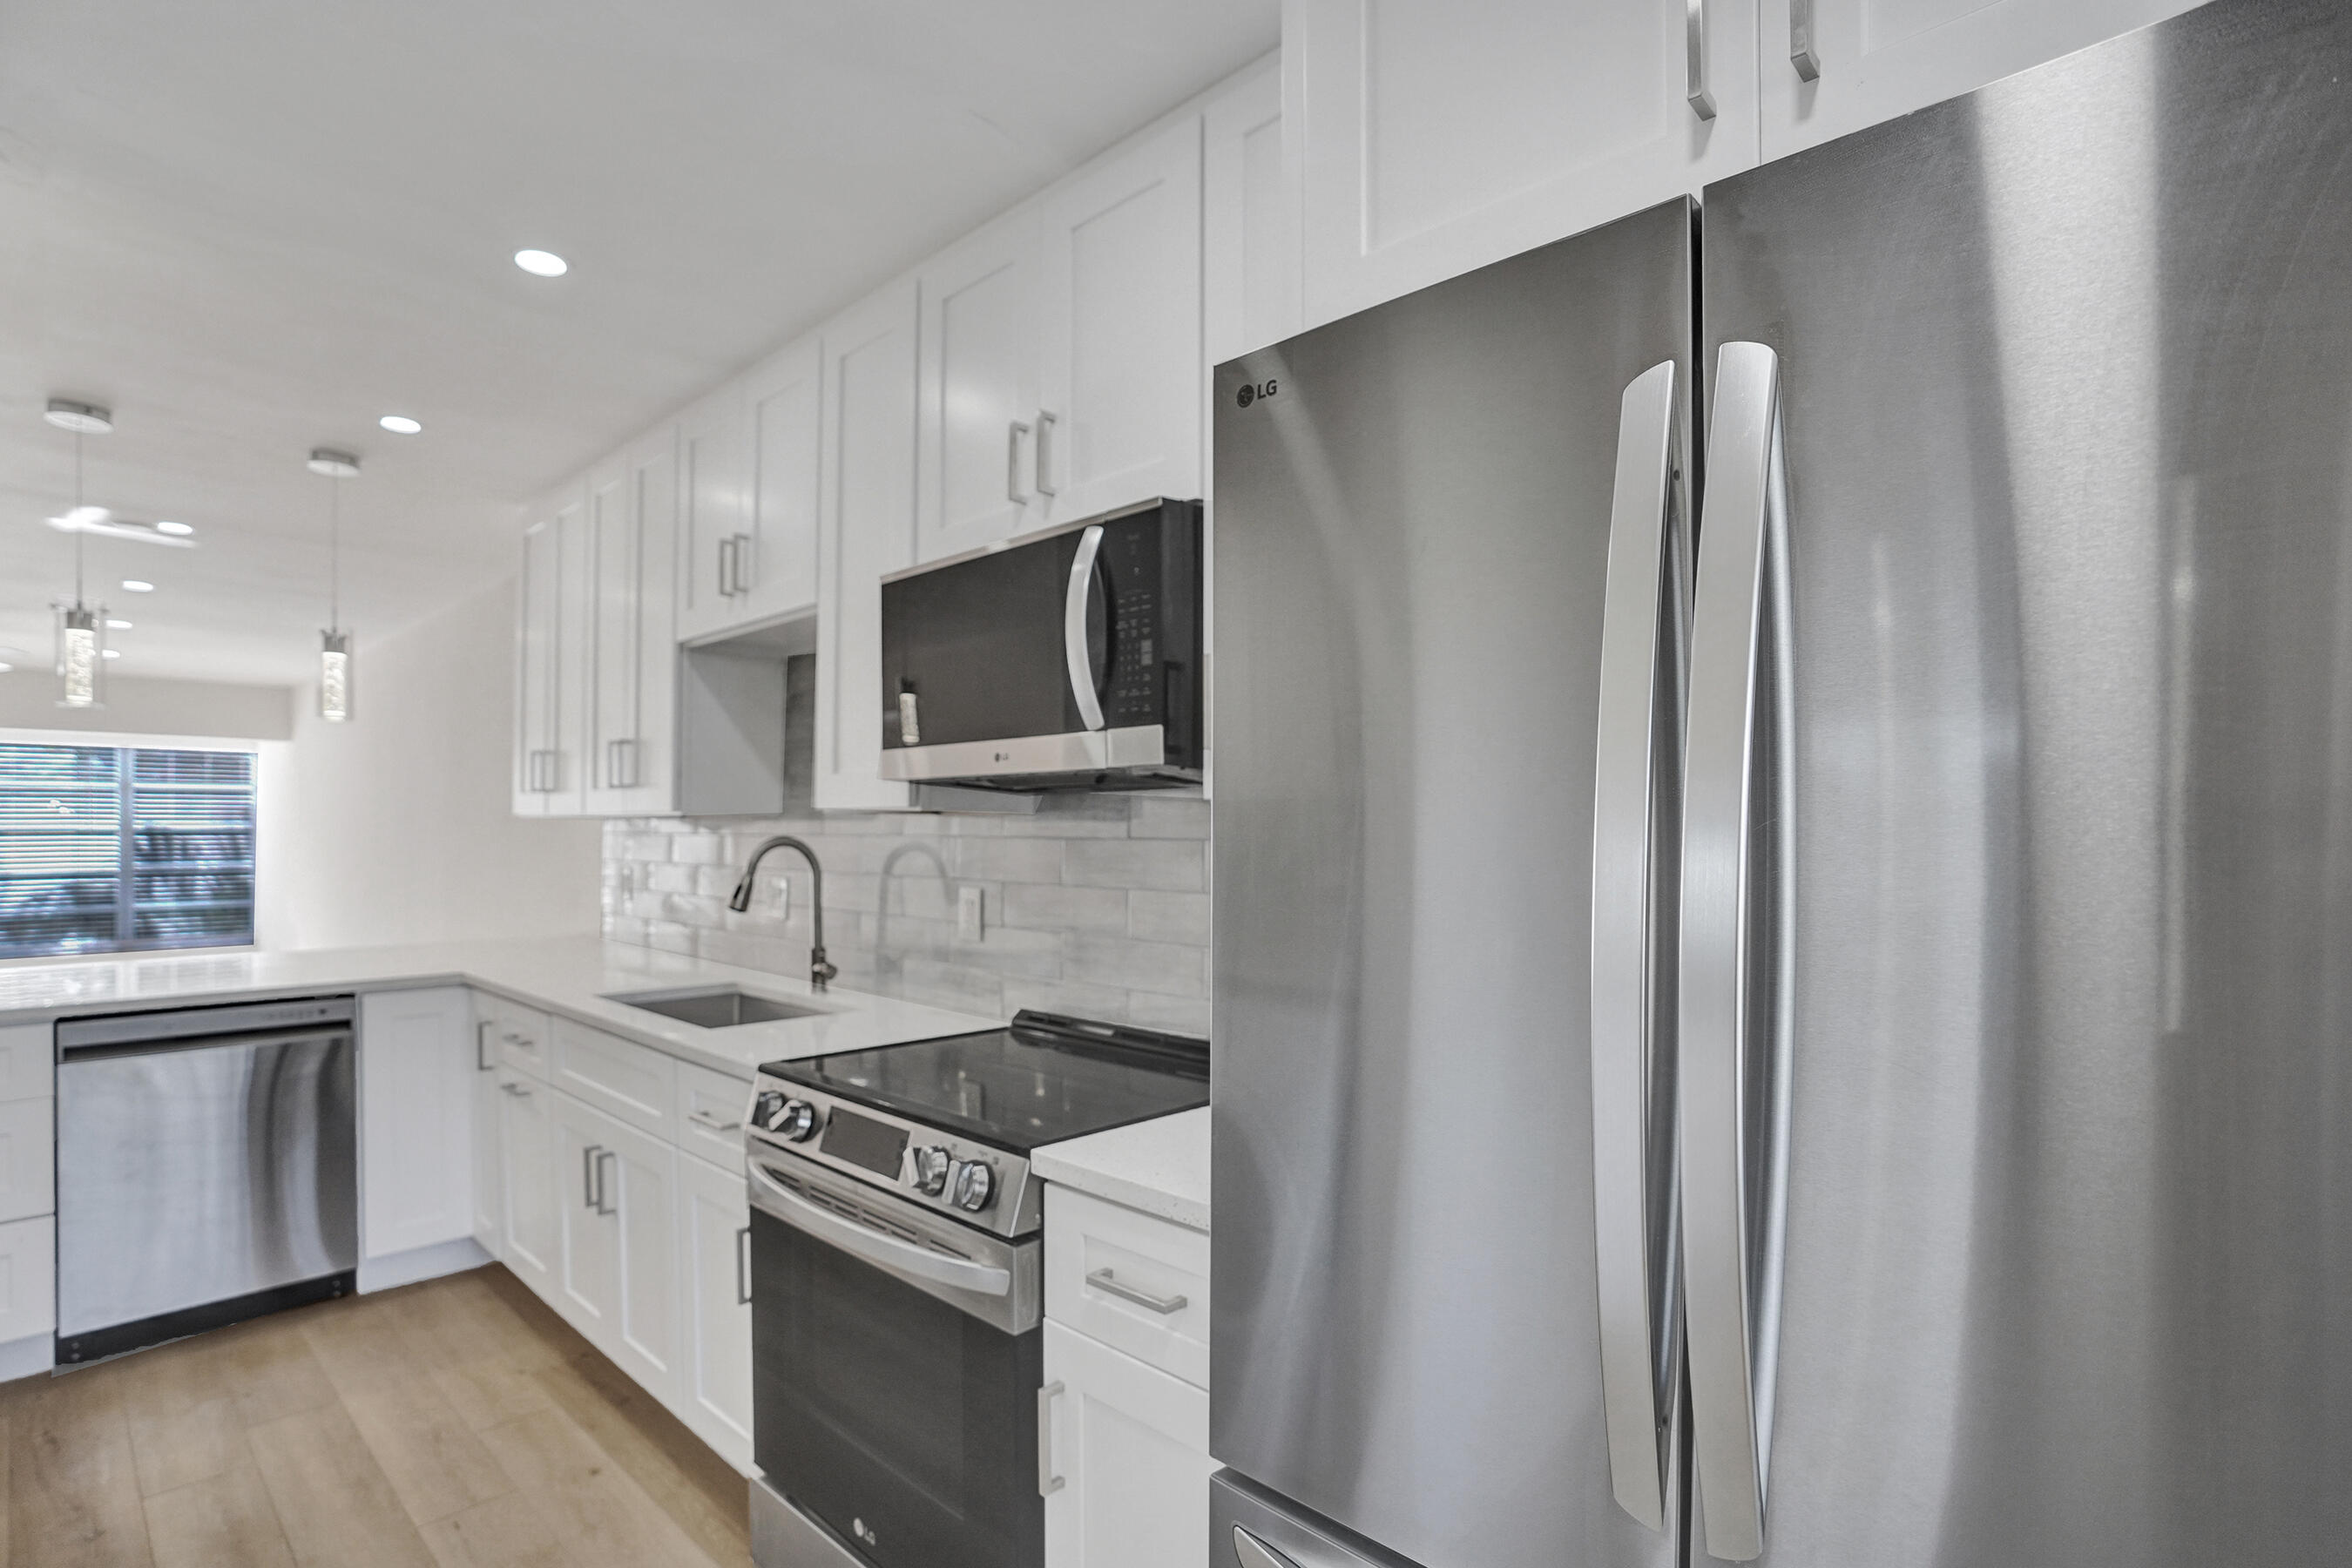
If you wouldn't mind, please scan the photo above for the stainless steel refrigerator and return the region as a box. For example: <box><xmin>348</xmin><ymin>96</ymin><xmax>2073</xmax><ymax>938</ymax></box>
<box><xmin>1208</xmin><ymin>0</ymin><xmax>2352</xmax><ymax>1564</ymax></box>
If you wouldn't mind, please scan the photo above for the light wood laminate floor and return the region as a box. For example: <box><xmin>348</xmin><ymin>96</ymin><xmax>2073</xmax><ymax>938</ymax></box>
<box><xmin>0</xmin><ymin>1266</ymin><xmax>753</xmax><ymax>1568</ymax></box>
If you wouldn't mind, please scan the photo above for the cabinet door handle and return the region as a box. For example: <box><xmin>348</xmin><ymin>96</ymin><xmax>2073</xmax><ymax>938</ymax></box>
<box><xmin>1007</xmin><ymin>421</ymin><xmax>1032</xmax><ymax>504</ymax></box>
<box><xmin>1034</xmin><ymin>409</ymin><xmax>1059</xmax><ymax>497</ymax></box>
<box><xmin>595</xmin><ymin>1150</ymin><xmax>618</xmax><ymax>1216</ymax></box>
<box><xmin>1085</xmin><ymin>1267</ymin><xmax>1187</xmax><ymax>1315</ymax></box>
<box><xmin>1037</xmin><ymin>1381</ymin><xmax>1066</xmax><ymax>1496</ymax></box>
<box><xmin>583</xmin><ymin>1144</ymin><xmax>605</xmax><ymax>1210</ymax></box>
<box><xmin>689</xmin><ymin>1109</ymin><xmax>743</xmax><ymax>1132</ymax></box>
<box><xmin>733</xmin><ymin>533</ymin><xmax>755</xmax><ymax>594</ymax></box>
<box><xmin>735</xmin><ymin>1225</ymin><xmax>753</xmax><ymax>1305</ymax></box>
<box><xmin>605</xmin><ymin>737</ymin><xmax>639</xmax><ymax>790</ymax></box>
<box><xmin>500</xmin><ymin>1081</ymin><xmax>531</xmax><ymax>1098</ymax></box>
<box><xmin>1790</xmin><ymin>0</ymin><xmax>1821</xmax><ymax>81</ymax></box>
<box><xmin>717</xmin><ymin>535</ymin><xmax>737</xmax><ymax>598</ymax></box>
<box><xmin>1686</xmin><ymin>0</ymin><xmax>1718</xmax><ymax>120</ymax></box>
<box><xmin>476</xmin><ymin>1019</ymin><xmax>495</xmax><ymax>1072</ymax></box>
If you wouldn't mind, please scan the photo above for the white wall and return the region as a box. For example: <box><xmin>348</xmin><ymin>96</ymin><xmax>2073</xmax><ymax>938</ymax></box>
<box><xmin>0</xmin><ymin>672</ymin><xmax>292</xmax><ymax>740</ymax></box>
<box><xmin>257</xmin><ymin>579</ymin><xmax>602</xmax><ymax>950</ymax></box>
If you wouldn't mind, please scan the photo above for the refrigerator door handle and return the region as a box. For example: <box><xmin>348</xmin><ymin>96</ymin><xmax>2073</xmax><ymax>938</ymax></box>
<box><xmin>1588</xmin><ymin>358</ymin><xmax>1688</xmax><ymax>1533</ymax></box>
<box><xmin>1064</xmin><ymin>523</ymin><xmax>1108</xmax><ymax>731</ymax></box>
<box><xmin>1681</xmin><ymin>341</ymin><xmax>1797</xmax><ymax>1564</ymax></box>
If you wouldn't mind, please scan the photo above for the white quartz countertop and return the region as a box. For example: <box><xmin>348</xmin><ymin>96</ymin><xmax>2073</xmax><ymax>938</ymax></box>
<box><xmin>1032</xmin><ymin>1105</ymin><xmax>1209</xmax><ymax>1232</ymax></box>
<box><xmin>0</xmin><ymin>936</ymin><xmax>1001</xmax><ymax>1079</ymax></box>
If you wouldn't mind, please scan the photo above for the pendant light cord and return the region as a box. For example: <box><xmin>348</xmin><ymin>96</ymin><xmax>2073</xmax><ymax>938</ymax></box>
<box><xmin>71</xmin><ymin>431</ymin><xmax>86</xmax><ymax>608</ymax></box>
<box><xmin>328</xmin><ymin>476</ymin><xmax>341</xmax><ymax>632</ymax></box>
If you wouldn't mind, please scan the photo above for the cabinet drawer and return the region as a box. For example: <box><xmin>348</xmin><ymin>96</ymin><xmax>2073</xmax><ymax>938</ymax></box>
<box><xmin>1044</xmin><ymin>1186</ymin><xmax>1208</xmax><ymax>1389</ymax></box>
<box><xmin>553</xmin><ymin>1019</ymin><xmax>675</xmax><ymax>1139</ymax></box>
<box><xmin>490</xmin><ymin>998</ymin><xmax>553</xmax><ymax>1080</ymax></box>
<box><xmin>0</xmin><ymin>1100</ymin><xmax>51</xmax><ymax>1225</ymax></box>
<box><xmin>0</xmin><ymin>1215</ymin><xmax>55</xmax><ymax>1342</ymax></box>
<box><xmin>674</xmin><ymin>1061</ymin><xmax>753</xmax><ymax>1170</ymax></box>
<box><xmin>0</xmin><ymin>1024</ymin><xmax>53</xmax><ymax>1103</ymax></box>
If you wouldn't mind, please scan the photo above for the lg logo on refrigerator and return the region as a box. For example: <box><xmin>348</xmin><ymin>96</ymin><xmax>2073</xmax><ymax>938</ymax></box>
<box><xmin>1236</xmin><ymin>379</ymin><xmax>1279</xmax><ymax>408</ymax></box>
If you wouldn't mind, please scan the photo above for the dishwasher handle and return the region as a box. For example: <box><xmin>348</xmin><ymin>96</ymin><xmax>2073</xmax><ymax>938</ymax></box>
<box><xmin>59</xmin><ymin>1024</ymin><xmax>354</xmax><ymax>1065</ymax></box>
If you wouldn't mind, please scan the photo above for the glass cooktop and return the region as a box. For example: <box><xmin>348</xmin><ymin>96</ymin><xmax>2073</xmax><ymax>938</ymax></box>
<box><xmin>764</xmin><ymin>1010</ymin><xmax>1209</xmax><ymax>1153</ymax></box>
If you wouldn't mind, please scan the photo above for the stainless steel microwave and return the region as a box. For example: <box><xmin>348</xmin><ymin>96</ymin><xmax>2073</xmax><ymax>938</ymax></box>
<box><xmin>879</xmin><ymin>497</ymin><xmax>1203</xmax><ymax>790</ymax></box>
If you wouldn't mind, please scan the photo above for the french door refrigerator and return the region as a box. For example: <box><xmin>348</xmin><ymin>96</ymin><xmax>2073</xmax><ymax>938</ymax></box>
<box><xmin>1209</xmin><ymin>0</ymin><xmax>2352</xmax><ymax>1565</ymax></box>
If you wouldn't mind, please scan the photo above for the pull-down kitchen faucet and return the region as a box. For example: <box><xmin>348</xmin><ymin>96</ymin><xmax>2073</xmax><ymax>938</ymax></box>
<box><xmin>727</xmin><ymin>835</ymin><xmax>838</xmax><ymax>991</ymax></box>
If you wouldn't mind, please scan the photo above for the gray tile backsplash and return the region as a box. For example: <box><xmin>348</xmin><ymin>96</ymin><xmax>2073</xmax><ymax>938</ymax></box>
<box><xmin>600</xmin><ymin>792</ymin><xmax>1213</xmax><ymax>1037</ymax></box>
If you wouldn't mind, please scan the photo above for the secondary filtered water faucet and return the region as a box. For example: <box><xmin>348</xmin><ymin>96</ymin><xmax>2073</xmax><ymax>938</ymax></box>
<box><xmin>727</xmin><ymin>835</ymin><xmax>839</xmax><ymax>991</ymax></box>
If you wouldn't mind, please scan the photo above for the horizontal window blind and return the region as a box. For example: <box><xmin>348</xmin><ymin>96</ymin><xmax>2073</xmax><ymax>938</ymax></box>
<box><xmin>0</xmin><ymin>743</ymin><xmax>256</xmax><ymax>958</ymax></box>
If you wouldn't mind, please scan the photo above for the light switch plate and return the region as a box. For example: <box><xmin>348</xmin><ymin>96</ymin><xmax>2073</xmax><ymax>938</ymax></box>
<box><xmin>957</xmin><ymin>884</ymin><xmax>983</xmax><ymax>942</ymax></box>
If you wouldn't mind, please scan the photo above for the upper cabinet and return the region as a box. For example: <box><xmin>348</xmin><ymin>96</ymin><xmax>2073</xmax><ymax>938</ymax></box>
<box><xmin>917</xmin><ymin>206</ymin><xmax>1044</xmax><ymax>564</ymax></box>
<box><xmin>738</xmin><ymin>334</ymin><xmax>825</xmax><ymax>625</ymax></box>
<box><xmin>1757</xmin><ymin>0</ymin><xmax>2210</xmax><ymax>159</ymax></box>
<box><xmin>674</xmin><ymin>389</ymin><xmax>748</xmax><ymax>645</ymax></box>
<box><xmin>1204</xmin><ymin>57</ymin><xmax>1301</xmax><ymax>366</ymax></box>
<box><xmin>814</xmin><ymin>279</ymin><xmax>922</xmax><ymax>812</ymax></box>
<box><xmin>1034</xmin><ymin>117</ymin><xmax>1204</xmax><ymax>526</ymax></box>
<box><xmin>514</xmin><ymin>486</ymin><xmax>585</xmax><ymax>816</ymax></box>
<box><xmin>1288</xmin><ymin>0</ymin><xmax>1758</xmax><ymax>328</ymax></box>
<box><xmin>584</xmin><ymin>428</ymin><xmax>679</xmax><ymax>816</ymax></box>
<box><xmin>914</xmin><ymin>117</ymin><xmax>1206</xmax><ymax>567</ymax></box>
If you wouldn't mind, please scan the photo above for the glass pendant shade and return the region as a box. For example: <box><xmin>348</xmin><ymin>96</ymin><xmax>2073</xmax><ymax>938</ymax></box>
<box><xmin>319</xmin><ymin>629</ymin><xmax>353</xmax><ymax>722</ymax></box>
<box><xmin>56</xmin><ymin>605</ymin><xmax>105</xmax><ymax>709</ymax></box>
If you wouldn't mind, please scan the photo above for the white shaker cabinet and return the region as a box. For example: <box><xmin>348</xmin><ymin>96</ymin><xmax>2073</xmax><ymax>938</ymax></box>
<box><xmin>1203</xmin><ymin>57</ymin><xmax>1301</xmax><ymax>364</ymax></box>
<box><xmin>470</xmin><ymin>1010</ymin><xmax>504</xmax><ymax>1255</ymax></box>
<box><xmin>513</xmin><ymin>487</ymin><xmax>586</xmax><ymax>814</ymax></box>
<box><xmin>675</xmin><ymin>1151</ymin><xmax>756</xmax><ymax>1471</ymax></box>
<box><xmin>357</xmin><ymin>988</ymin><xmax>476</xmax><ymax>1263</ymax></box>
<box><xmin>814</xmin><ymin>279</ymin><xmax>921</xmax><ymax>812</ymax></box>
<box><xmin>737</xmin><ymin>333</ymin><xmax>826</xmax><ymax>624</ymax></box>
<box><xmin>497</xmin><ymin>1068</ymin><xmax>559</xmax><ymax>1294</ymax></box>
<box><xmin>551</xmin><ymin>1093</ymin><xmax>679</xmax><ymax>1405</ymax></box>
<box><xmin>583</xmin><ymin>428</ymin><xmax>680</xmax><ymax>815</ymax></box>
<box><xmin>1035</xmin><ymin>116</ymin><xmax>1204</xmax><ymax>524</ymax></box>
<box><xmin>1758</xmin><ymin>0</ymin><xmax>2210</xmax><ymax>160</ymax></box>
<box><xmin>1288</xmin><ymin>0</ymin><xmax>1758</xmax><ymax>328</ymax></box>
<box><xmin>916</xmin><ymin>205</ymin><xmax>1044</xmax><ymax>564</ymax></box>
<box><xmin>675</xmin><ymin>386</ymin><xmax>753</xmax><ymax>645</ymax></box>
<box><xmin>1042</xmin><ymin>1320</ymin><xmax>1214</xmax><ymax>1568</ymax></box>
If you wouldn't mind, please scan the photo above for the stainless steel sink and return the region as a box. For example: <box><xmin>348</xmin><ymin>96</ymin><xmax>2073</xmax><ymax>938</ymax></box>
<box><xmin>603</xmin><ymin>986</ymin><xmax>830</xmax><ymax>1029</ymax></box>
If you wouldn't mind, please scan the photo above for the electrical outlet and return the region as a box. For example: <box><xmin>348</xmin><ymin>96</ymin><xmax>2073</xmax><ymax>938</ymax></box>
<box><xmin>957</xmin><ymin>884</ymin><xmax>984</xmax><ymax>942</ymax></box>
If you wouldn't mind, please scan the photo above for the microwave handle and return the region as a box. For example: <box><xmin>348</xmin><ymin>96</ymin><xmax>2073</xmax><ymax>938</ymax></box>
<box><xmin>1063</xmin><ymin>524</ymin><xmax>1108</xmax><ymax>732</ymax></box>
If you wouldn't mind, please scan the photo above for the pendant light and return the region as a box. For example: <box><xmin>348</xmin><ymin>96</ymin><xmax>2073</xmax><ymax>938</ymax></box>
<box><xmin>308</xmin><ymin>448</ymin><xmax>360</xmax><ymax>722</ymax></box>
<box><xmin>44</xmin><ymin>400</ymin><xmax>114</xmax><ymax>709</ymax></box>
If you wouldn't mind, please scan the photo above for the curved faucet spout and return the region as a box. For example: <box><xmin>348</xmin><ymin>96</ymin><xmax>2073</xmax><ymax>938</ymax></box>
<box><xmin>727</xmin><ymin>835</ymin><xmax>839</xmax><ymax>991</ymax></box>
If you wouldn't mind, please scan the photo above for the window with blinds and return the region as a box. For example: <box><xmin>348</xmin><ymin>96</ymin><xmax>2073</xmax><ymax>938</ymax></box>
<box><xmin>0</xmin><ymin>744</ymin><xmax>258</xmax><ymax>958</ymax></box>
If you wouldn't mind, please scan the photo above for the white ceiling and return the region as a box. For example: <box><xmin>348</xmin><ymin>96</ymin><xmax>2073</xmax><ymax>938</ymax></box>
<box><xmin>0</xmin><ymin>0</ymin><xmax>1277</xmax><ymax>686</ymax></box>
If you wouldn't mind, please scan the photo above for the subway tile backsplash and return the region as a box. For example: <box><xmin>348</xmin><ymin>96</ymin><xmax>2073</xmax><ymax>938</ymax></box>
<box><xmin>601</xmin><ymin>792</ymin><xmax>1213</xmax><ymax>1037</ymax></box>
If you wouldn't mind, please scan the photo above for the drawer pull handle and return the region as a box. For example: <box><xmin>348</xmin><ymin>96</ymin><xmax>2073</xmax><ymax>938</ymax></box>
<box><xmin>689</xmin><ymin>1109</ymin><xmax>744</xmax><ymax>1132</ymax></box>
<box><xmin>1085</xmin><ymin>1267</ymin><xmax>1187</xmax><ymax>1315</ymax></box>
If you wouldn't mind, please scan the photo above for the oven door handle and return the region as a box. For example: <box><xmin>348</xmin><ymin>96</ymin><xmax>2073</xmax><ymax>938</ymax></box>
<box><xmin>748</xmin><ymin>1159</ymin><xmax>1013</xmax><ymax>1297</ymax></box>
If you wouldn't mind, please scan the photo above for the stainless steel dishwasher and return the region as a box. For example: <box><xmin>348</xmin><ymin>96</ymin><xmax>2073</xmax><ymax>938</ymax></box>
<box><xmin>56</xmin><ymin>996</ymin><xmax>358</xmax><ymax>1363</ymax></box>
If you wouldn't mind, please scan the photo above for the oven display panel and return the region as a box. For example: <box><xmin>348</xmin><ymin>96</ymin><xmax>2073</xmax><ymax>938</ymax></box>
<box><xmin>821</xmin><ymin>1109</ymin><xmax>909</xmax><ymax>1179</ymax></box>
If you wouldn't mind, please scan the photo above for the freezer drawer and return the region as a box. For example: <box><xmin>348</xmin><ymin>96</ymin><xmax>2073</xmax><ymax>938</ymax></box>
<box><xmin>56</xmin><ymin>1002</ymin><xmax>357</xmax><ymax>1361</ymax></box>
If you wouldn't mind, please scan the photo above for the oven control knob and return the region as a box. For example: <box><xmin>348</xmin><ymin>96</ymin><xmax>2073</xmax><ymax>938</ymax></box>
<box><xmin>909</xmin><ymin>1146</ymin><xmax>953</xmax><ymax>1196</ymax></box>
<box><xmin>753</xmin><ymin>1091</ymin><xmax>786</xmax><ymax>1131</ymax></box>
<box><xmin>775</xmin><ymin>1099</ymin><xmax>818</xmax><ymax>1142</ymax></box>
<box><xmin>950</xmin><ymin>1159</ymin><xmax>996</xmax><ymax>1213</ymax></box>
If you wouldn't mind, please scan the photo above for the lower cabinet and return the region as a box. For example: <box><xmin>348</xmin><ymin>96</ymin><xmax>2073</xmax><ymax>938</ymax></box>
<box><xmin>498</xmin><ymin>1069</ymin><xmax>560</xmax><ymax>1294</ymax></box>
<box><xmin>357</xmin><ymin>988</ymin><xmax>476</xmax><ymax>1262</ymax></box>
<box><xmin>1042</xmin><ymin>1319</ymin><xmax>1213</xmax><ymax>1568</ymax></box>
<box><xmin>675</xmin><ymin>1150</ymin><xmax>755</xmax><ymax>1469</ymax></box>
<box><xmin>475</xmin><ymin>1021</ymin><xmax>758</xmax><ymax>1476</ymax></box>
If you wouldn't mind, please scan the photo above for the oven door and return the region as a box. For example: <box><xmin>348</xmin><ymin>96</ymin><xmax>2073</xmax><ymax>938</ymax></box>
<box><xmin>748</xmin><ymin>1152</ymin><xmax>1044</xmax><ymax>1568</ymax></box>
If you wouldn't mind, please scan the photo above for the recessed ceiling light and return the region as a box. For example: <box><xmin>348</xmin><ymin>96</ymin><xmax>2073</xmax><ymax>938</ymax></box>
<box><xmin>307</xmin><ymin>449</ymin><xmax>361</xmax><ymax>478</ymax></box>
<box><xmin>513</xmin><ymin>248</ymin><xmax>568</xmax><ymax>277</ymax></box>
<box><xmin>0</xmin><ymin>664</ymin><xmax>13</xmax><ymax>673</ymax></box>
<box><xmin>44</xmin><ymin>398</ymin><xmax>113</xmax><ymax>435</ymax></box>
<box><xmin>379</xmin><ymin>415</ymin><xmax>422</xmax><ymax>436</ymax></box>
<box><xmin>106</xmin><ymin>619</ymin><xmax>132</xmax><ymax>630</ymax></box>
<box><xmin>121</xmin><ymin>579</ymin><xmax>154</xmax><ymax>593</ymax></box>
<box><xmin>101</xmin><ymin>649</ymin><xmax>120</xmax><ymax>659</ymax></box>
<box><xmin>154</xmin><ymin>520</ymin><xmax>193</xmax><ymax>536</ymax></box>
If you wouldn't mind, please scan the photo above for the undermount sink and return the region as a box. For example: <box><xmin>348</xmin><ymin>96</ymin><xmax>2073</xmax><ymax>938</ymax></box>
<box><xmin>604</xmin><ymin>986</ymin><xmax>831</xmax><ymax>1029</ymax></box>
